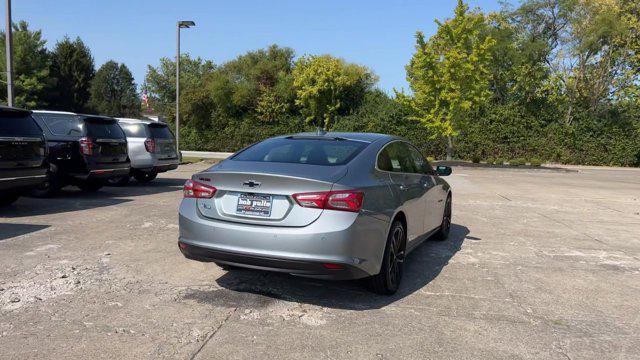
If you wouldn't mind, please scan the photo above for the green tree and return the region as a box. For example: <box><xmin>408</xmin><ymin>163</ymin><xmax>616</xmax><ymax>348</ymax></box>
<box><xmin>293</xmin><ymin>54</ymin><xmax>377</xmax><ymax>130</ymax></box>
<box><xmin>221</xmin><ymin>45</ymin><xmax>296</xmax><ymax>122</ymax></box>
<box><xmin>144</xmin><ymin>55</ymin><xmax>215</xmax><ymax>122</ymax></box>
<box><xmin>0</xmin><ymin>21</ymin><xmax>53</xmax><ymax>108</ymax></box>
<box><xmin>50</xmin><ymin>36</ymin><xmax>95</xmax><ymax>112</ymax></box>
<box><xmin>154</xmin><ymin>45</ymin><xmax>296</xmax><ymax>131</ymax></box>
<box><xmin>89</xmin><ymin>60</ymin><xmax>140</xmax><ymax>117</ymax></box>
<box><xmin>398</xmin><ymin>0</ymin><xmax>495</xmax><ymax>160</ymax></box>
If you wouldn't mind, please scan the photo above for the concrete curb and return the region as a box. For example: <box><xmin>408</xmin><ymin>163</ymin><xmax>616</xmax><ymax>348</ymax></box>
<box><xmin>181</xmin><ymin>151</ymin><xmax>233</xmax><ymax>159</ymax></box>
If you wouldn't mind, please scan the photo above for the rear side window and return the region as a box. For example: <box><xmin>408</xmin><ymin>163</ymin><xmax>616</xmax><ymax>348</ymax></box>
<box><xmin>0</xmin><ymin>112</ymin><xmax>42</xmax><ymax>136</ymax></box>
<box><xmin>33</xmin><ymin>113</ymin><xmax>83</xmax><ymax>136</ymax></box>
<box><xmin>148</xmin><ymin>124</ymin><xmax>174</xmax><ymax>139</ymax></box>
<box><xmin>232</xmin><ymin>137</ymin><xmax>368</xmax><ymax>166</ymax></box>
<box><xmin>377</xmin><ymin>141</ymin><xmax>418</xmax><ymax>173</ymax></box>
<box><xmin>84</xmin><ymin>119</ymin><xmax>125</xmax><ymax>139</ymax></box>
<box><xmin>121</xmin><ymin>123</ymin><xmax>147</xmax><ymax>137</ymax></box>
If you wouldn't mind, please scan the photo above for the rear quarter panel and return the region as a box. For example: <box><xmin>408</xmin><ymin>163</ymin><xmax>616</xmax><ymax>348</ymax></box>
<box><xmin>331</xmin><ymin>139</ymin><xmax>397</xmax><ymax>271</ymax></box>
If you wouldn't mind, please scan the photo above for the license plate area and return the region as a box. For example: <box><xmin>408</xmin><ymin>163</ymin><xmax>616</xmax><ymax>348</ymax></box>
<box><xmin>236</xmin><ymin>193</ymin><xmax>272</xmax><ymax>217</ymax></box>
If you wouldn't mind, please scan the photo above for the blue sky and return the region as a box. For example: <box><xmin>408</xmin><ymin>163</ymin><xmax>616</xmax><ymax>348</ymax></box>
<box><xmin>4</xmin><ymin>0</ymin><xmax>510</xmax><ymax>93</ymax></box>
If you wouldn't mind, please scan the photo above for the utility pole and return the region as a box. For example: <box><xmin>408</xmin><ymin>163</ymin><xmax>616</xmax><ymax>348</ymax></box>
<box><xmin>175</xmin><ymin>24</ymin><xmax>180</xmax><ymax>153</ymax></box>
<box><xmin>5</xmin><ymin>0</ymin><xmax>13</xmax><ymax>106</ymax></box>
<box><xmin>175</xmin><ymin>20</ymin><xmax>195</xmax><ymax>155</ymax></box>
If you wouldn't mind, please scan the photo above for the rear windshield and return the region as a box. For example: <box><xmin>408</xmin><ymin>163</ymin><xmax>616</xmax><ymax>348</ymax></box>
<box><xmin>232</xmin><ymin>137</ymin><xmax>368</xmax><ymax>166</ymax></box>
<box><xmin>120</xmin><ymin>123</ymin><xmax>147</xmax><ymax>138</ymax></box>
<box><xmin>33</xmin><ymin>113</ymin><xmax>83</xmax><ymax>136</ymax></box>
<box><xmin>84</xmin><ymin>119</ymin><xmax>125</xmax><ymax>139</ymax></box>
<box><xmin>148</xmin><ymin>124</ymin><xmax>174</xmax><ymax>139</ymax></box>
<box><xmin>0</xmin><ymin>111</ymin><xmax>42</xmax><ymax>136</ymax></box>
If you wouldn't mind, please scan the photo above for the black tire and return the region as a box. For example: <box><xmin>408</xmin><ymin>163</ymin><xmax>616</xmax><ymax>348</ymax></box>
<box><xmin>31</xmin><ymin>172</ymin><xmax>63</xmax><ymax>198</ymax></box>
<box><xmin>134</xmin><ymin>171</ymin><xmax>157</xmax><ymax>183</ymax></box>
<box><xmin>78</xmin><ymin>181</ymin><xmax>103</xmax><ymax>192</ymax></box>
<box><xmin>0</xmin><ymin>193</ymin><xmax>19</xmax><ymax>206</ymax></box>
<box><xmin>433</xmin><ymin>194</ymin><xmax>452</xmax><ymax>241</ymax></box>
<box><xmin>369</xmin><ymin>220</ymin><xmax>406</xmax><ymax>295</ymax></box>
<box><xmin>107</xmin><ymin>175</ymin><xmax>130</xmax><ymax>186</ymax></box>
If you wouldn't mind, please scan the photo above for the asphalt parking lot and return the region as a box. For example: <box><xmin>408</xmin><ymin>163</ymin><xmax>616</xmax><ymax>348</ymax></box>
<box><xmin>1</xmin><ymin>163</ymin><xmax>639</xmax><ymax>359</ymax></box>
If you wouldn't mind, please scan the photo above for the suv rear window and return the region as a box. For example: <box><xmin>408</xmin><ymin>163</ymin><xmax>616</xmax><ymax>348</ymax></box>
<box><xmin>232</xmin><ymin>137</ymin><xmax>368</xmax><ymax>166</ymax></box>
<box><xmin>0</xmin><ymin>111</ymin><xmax>42</xmax><ymax>136</ymax></box>
<box><xmin>148</xmin><ymin>124</ymin><xmax>174</xmax><ymax>139</ymax></box>
<box><xmin>33</xmin><ymin>113</ymin><xmax>83</xmax><ymax>136</ymax></box>
<box><xmin>84</xmin><ymin>119</ymin><xmax>125</xmax><ymax>139</ymax></box>
<box><xmin>120</xmin><ymin>123</ymin><xmax>147</xmax><ymax>137</ymax></box>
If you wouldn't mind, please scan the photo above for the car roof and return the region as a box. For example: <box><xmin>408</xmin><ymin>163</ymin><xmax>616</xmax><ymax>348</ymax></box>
<box><xmin>0</xmin><ymin>105</ymin><xmax>32</xmax><ymax>115</ymax></box>
<box><xmin>32</xmin><ymin>110</ymin><xmax>117</xmax><ymax>122</ymax></box>
<box><xmin>115</xmin><ymin>117</ymin><xmax>166</xmax><ymax>125</ymax></box>
<box><xmin>285</xmin><ymin>132</ymin><xmax>397</xmax><ymax>143</ymax></box>
<box><xmin>32</xmin><ymin>110</ymin><xmax>77</xmax><ymax>115</ymax></box>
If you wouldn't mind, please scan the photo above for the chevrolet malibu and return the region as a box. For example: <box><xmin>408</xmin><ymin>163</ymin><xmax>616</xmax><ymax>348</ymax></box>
<box><xmin>178</xmin><ymin>132</ymin><xmax>452</xmax><ymax>294</ymax></box>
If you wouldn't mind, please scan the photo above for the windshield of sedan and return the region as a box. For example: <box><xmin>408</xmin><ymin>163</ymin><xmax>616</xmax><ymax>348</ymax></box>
<box><xmin>231</xmin><ymin>137</ymin><xmax>368</xmax><ymax>166</ymax></box>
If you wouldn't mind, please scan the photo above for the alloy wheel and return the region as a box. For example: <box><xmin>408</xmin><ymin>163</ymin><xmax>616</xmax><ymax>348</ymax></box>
<box><xmin>388</xmin><ymin>225</ymin><xmax>405</xmax><ymax>288</ymax></box>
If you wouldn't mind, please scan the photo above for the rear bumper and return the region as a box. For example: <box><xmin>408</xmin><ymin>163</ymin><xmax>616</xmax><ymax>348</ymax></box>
<box><xmin>178</xmin><ymin>242</ymin><xmax>369</xmax><ymax>280</ymax></box>
<box><xmin>69</xmin><ymin>163</ymin><xmax>131</xmax><ymax>181</ymax></box>
<box><xmin>0</xmin><ymin>167</ymin><xmax>47</xmax><ymax>191</ymax></box>
<box><xmin>154</xmin><ymin>161</ymin><xmax>179</xmax><ymax>173</ymax></box>
<box><xmin>178</xmin><ymin>198</ymin><xmax>389</xmax><ymax>279</ymax></box>
<box><xmin>131</xmin><ymin>157</ymin><xmax>180</xmax><ymax>173</ymax></box>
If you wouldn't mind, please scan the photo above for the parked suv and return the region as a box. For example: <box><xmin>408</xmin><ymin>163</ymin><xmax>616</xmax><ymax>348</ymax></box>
<box><xmin>30</xmin><ymin>111</ymin><xmax>130</xmax><ymax>195</ymax></box>
<box><xmin>0</xmin><ymin>107</ymin><xmax>47</xmax><ymax>206</ymax></box>
<box><xmin>110</xmin><ymin>118</ymin><xmax>179</xmax><ymax>184</ymax></box>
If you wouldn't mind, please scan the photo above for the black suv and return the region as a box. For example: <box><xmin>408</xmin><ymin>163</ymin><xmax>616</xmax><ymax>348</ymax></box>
<box><xmin>0</xmin><ymin>106</ymin><xmax>47</xmax><ymax>206</ymax></box>
<box><xmin>31</xmin><ymin>111</ymin><xmax>130</xmax><ymax>195</ymax></box>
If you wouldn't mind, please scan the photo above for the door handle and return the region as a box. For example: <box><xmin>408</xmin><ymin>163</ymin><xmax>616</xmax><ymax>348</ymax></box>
<box><xmin>399</xmin><ymin>184</ymin><xmax>408</xmax><ymax>191</ymax></box>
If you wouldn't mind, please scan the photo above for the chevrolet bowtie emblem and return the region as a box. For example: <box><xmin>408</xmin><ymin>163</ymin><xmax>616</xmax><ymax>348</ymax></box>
<box><xmin>242</xmin><ymin>180</ymin><xmax>261</xmax><ymax>188</ymax></box>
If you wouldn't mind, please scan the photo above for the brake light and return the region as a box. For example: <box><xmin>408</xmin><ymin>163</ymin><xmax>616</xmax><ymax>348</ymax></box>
<box><xmin>183</xmin><ymin>179</ymin><xmax>216</xmax><ymax>199</ymax></box>
<box><xmin>79</xmin><ymin>137</ymin><xmax>93</xmax><ymax>155</ymax></box>
<box><xmin>292</xmin><ymin>190</ymin><xmax>364</xmax><ymax>212</ymax></box>
<box><xmin>144</xmin><ymin>138</ymin><xmax>156</xmax><ymax>153</ymax></box>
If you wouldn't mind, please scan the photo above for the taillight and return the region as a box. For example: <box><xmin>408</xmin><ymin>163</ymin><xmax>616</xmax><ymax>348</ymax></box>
<box><xmin>79</xmin><ymin>137</ymin><xmax>93</xmax><ymax>155</ymax></box>
<box><xmin>292</xmin><ymin>190</ymin><xmax>364</xmax><ymax>212</ymax></box>
<box><xmin>144</xmin><ymin>138</ymin><xmax>156</xmax><ymax>153</ymax></box>
<box><xmin>183</xmin><ymin>179</ymin><xmax>216</xmax><ymax>199</ymax></box>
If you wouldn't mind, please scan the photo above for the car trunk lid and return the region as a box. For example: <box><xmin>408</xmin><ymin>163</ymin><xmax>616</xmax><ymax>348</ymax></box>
<box><xmin>0</xmin><ymin>136</ymin><xmax>45</xmax><ymax>170</ymax></box>
<box><xmin>194</xmin><ymin>161</ymin><xmax>348</xmax><ymax>227</ymax></box>
<box><xmin>84</xmin><ymin>118</ymin><xmax>128</xmax><ymax>163</ymax></box>
<box><xmin>148</xmin><ymin>124</ymin><xmax>178</xmax><ymax>159</ymax></box>
<box><xmin>0</xmin><ymin>110</ymin><xmax>46</xmax><ymax>171</ymax></box>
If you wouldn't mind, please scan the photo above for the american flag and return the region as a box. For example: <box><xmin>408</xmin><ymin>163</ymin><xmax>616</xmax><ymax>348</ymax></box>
<box><xmin>142</xmin><ymin>89</ymin><xmax>150</xmax><ymax>109</ymax></box>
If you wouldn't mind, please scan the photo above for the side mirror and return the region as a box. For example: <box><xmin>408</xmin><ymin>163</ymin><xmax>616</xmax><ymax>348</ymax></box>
<box><xmin>436</xmin><ymin>165</ymin><xmax>452</xmax><ymax>176</ymax></box>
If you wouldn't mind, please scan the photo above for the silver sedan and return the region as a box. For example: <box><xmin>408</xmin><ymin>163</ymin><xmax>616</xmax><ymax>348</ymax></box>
<box><xmin>178</xmin><ymin>132</ymin><xmax>452</xmax><ymax>294</ymax></box>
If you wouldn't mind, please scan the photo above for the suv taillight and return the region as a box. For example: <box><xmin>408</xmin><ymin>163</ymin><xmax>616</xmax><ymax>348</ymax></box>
<box><xmin>292</xmin><ymin>190</ymin><xmax>364</xmax><ymax>212</ymax></box>
<box><xmin>79</xmin><ymin>137</ymin><xmax>93</xmax><ymax>155</ymax></box>
<box><xmin>144</xmin><ymin>138</ymin><xmax>156</xmax><ymax>153</ymax></box>
<box><xmin>183</xmin><ymin>179</ymin><xmax>216</xmax><ymax>199</ymax></box>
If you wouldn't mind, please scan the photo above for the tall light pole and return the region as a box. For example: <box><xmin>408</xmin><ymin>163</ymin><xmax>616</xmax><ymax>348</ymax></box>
<box><xmin>5</xmin><ymin>0</ymin><xmax>14</xmax><ymax>106</ymax></box>
<box><xmin>175</xmin><ymin>20</ymin><xmax>195</xmax><ymax>155</ymax></box>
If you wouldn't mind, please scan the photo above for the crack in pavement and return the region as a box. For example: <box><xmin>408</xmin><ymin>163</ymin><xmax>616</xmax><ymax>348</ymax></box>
<box><xmin>189</xmin><ymin>307</ymin><xmax>238</xmax><ymax>360</ymax></box>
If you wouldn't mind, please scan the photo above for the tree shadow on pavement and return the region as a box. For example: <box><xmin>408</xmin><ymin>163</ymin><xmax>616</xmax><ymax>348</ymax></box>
<box><xmin>195</xmin><ymin>224</ymin><xmax>472</xmax><ymax>311</ymax></box>
<box><xmin>0</xmin><ymin>223</ymin><xmax>50</xmax><ymax>241</ymax></box>
<box><xmin>0</xmin><ymin>177</ymin><xmax>185</xmax><ymax>218</ymax></box>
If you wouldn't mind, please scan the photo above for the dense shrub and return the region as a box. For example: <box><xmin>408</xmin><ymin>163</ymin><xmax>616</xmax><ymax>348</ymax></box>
<box><xmin>529</xmin><ymin>158</ymin><xmax>542</xmax><ymax>166</ymax></box>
